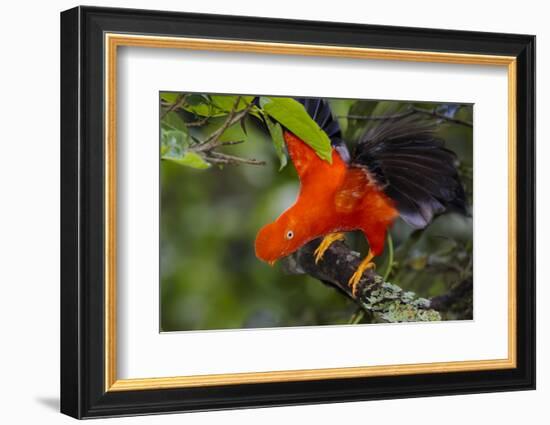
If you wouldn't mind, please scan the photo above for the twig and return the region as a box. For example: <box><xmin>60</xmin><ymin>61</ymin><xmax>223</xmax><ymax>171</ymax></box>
<box><xmin>185</xmin><ymin>116</ymin><xmax>210</xmax><ymax>127</ymax></box>
<box><xmin>382</xmin><ymin>233</ymin><xmax>394</xmax><ymax>281</ymax></box>
<box><xmin>337</xmin><ymin>106</ymin><xmax>473</xmax><ymax>128</ymax></box>
<box><xmin>206</xmin><ymin>151</ymin><xmax>266</xmax><ymax>166</ymax></box>
<box><xmin>161</xmin><ymin>95</ymin><xmax>210</xmax><ymax>127</ymax></box>
<box><xmin>194</xmin><ymin>97</ymin><xmax>254</xmax><ymax>153</ymax></box>
<box><xmin>348</xmin><ymin>309</ymin><xmax>365</xmax><ymax>324</ymax></box>
<box><xmin>220</xmin><ymin>140</ymin><xmax>246</xmax><ymax>146</ymax></box>
<box><xmin>411</xmin><ymin>107</ymin><xmax>473</xmax><ymax>128</ymax></box>
<box><xmin>183</xmin><ymin>96</ymin><xmax>262</xmax><ymax>167</ymax></box>
<box><xmin>338</xmin><ymin>110</ymin><xmax>415</xmax><ymax>121</ymax></box>
<box><xmin>160</xmin><ymin>94</ymin><xmax>189</xmax><ymax>120</ymax></box>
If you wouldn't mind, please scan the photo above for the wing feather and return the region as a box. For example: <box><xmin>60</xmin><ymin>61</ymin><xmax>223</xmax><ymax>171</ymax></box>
<box><xmin>351</xmin><ymin>113</ymin><xmax>467</xmax><ymax>228</ymax></box>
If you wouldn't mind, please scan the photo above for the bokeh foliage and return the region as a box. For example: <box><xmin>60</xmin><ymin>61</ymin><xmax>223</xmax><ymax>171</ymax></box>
<box><xmin>160</xmin><ymin>93</ymin><xmax>473</xmax><ymax>331</ymax></box>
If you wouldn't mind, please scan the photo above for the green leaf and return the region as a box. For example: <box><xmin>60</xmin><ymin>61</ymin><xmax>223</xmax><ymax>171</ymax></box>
<box><xmin>409</xmin><ymin>255</ymin><xmax>428</xmax><ymax>271</ymax></box>
<box><xmin>218</xmin><ymin>122</ymin><xmax>247</xmax><ymax>143</ymax></box>
<box><xmin>344</xmin><ymin>100</ymin><xmax>378</xmax><ymax>141</ymax></box>
<box><xmin>412</xmin><ymin>102</ymin><xmax>436</xmax><ymax>111</ymax></box>
<box><xmin>454</xmin><ymin>105</ymin><xmax>473</xmax><ymax>124</ymax></box>
<box><xmin>347</xmin><ymin>100</ymin><xmax>377</xmax><ymax>121</ymax></box>
<box><xmin>160</xmin><ymin>92</ymin><xmax>180</xmax><ymax>104</ymax></box>
<box><xmin>162</xmin><ymin>151</ymin><xmax>210</xmax><ymax>169</ymax></box>
<box><xmin>265</xmin><ymin>117</ymin><xmax>287</xmax><ymax>170</ymax></box>
<box><xmin>182</xmin><ymin>95</ymin><xmax>226</xmax><ymax>117</ymax></box>
<box><xmin>369</xmin><ymin>100</ymin><xmax>408</xmax><ymax>117</ymax></box>
<box><xmin>161</xmin><ymin>111</ymin><xmax>188</xmax><ymax>132</ymax></box>
<box><xmin>210</xmin><ymin>95</ymin><xmax>254</xmax><ymax>112</ymax></box>
<box><xmin>240</xmin><ymin>118</ymin><xmax>248</xmax><ymax>136</ymax></box>
<box><xmin>347</xmin><ymin>100</ymin><xmax>408</xmax><ymax>141</ymax></box>
<box><xmin>327</xmin><ymin>99</ymin><xmax>355</xmax><ymax>133</ymax></box>
<box><xmin>160</xmin><ymin>93</ymin><xmax>232</xmax><ymax>118</ymax></box>
<box><xmin>161</xmin><ymin>128</ymin><xmax>189</xmax><ymax>158</ymax></box>
<box><xmin>182</xmin><ymin>102</ymin><xmax>220</xmax><ymax>117</ymax></box>
<box><xmin>248</xmin><ymin>105</ymin><xmax>264</xmax><ymax>121</ymax></box>
<box><xmin>200</xmin><ymin>116</ymin><xmax>248</xmax><ymax>144</ymax></box>
<box><xmin>259</xmin><ymin>97</ymin><xmax>332</xmax><ymax>163</ymax></box>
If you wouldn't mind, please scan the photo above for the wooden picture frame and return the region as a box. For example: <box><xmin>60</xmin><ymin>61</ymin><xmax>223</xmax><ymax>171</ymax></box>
<box><xmin>60</xmin><ymin>6</ymin><xmax>535</xmax><ymax>419</ymax></box>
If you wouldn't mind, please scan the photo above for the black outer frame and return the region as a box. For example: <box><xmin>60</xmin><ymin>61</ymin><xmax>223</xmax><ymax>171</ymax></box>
<box><xmin>60</xmin><ymin>6</ymin><xmax>536</xmax><ymax>419</ymax></box>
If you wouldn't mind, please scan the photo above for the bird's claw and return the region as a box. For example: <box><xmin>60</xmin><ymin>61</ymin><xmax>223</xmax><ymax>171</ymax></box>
<box><xmin>348</xmin><ymin>252</ymin><xmax>376</xmax><ymax>296</ymax></box>
<box><xmin>313</xmin><ymin>245</ymin><xmax>324</xmax><ymax>264</ymax></box>
<box><xmin>313</xmin><ymin>233</ymin><xmax>345</xmax><ymax>264</ymax></box>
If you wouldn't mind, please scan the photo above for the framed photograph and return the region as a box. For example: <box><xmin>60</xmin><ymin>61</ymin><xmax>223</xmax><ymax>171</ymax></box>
<box><xmin>60</xmin><ymin>6</ymin><xmax>535</xmax><ymax>419</ymax></box>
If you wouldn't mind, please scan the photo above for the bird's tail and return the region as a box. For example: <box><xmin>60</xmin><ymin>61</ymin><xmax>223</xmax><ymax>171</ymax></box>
<box><xmin>295</xmin><ymin>97</ymin><xmax>350</xmax><ymax>163</ymax></box>
<box><xmin>350</xmin><ymin>113</ymin><xmax>468</xmax><ymax>229</ymax></box>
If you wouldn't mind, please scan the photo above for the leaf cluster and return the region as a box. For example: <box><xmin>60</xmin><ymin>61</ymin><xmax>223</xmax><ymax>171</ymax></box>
<box><xmin>160</xmin><ymin>93</ymin><xmax>333</xmax><ymax>170</ymax></box>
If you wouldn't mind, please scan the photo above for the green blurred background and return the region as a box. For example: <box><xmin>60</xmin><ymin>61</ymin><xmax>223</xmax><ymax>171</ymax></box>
<box><xmin>160</xmin><ymin>94</ymin><xmax>473</xmax><ymax>332</ymax></box>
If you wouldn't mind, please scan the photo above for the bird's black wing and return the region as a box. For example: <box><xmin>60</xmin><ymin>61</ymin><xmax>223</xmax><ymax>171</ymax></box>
<box><xmin>351</xmin><ymin>114</ymin><xmax>467</xmax><ymax>229</ymax></box>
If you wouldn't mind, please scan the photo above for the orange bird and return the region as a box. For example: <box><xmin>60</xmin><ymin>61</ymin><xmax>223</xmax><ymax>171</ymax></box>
<box><xmin>255</xmin><ymin>98</ymin><xmax>466</xmax><ymax>294</ymax></box>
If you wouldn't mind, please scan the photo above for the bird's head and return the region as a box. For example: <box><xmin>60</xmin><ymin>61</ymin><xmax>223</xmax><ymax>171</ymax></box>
<box><xmin>255</xmin><ymin>213</ymin><xmax>305</xmax><ymax>265</ymax></box>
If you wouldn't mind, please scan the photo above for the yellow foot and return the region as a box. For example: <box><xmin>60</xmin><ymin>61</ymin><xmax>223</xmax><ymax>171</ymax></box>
<box><xmin>348</xmin><ymin>250</ymin><xmax>376</xmax><ymax>296</ymax></box>
<box><xmin>314</xmin><ymin>233</ymin><xmax>345</xmax><ymax>264</ymax></box>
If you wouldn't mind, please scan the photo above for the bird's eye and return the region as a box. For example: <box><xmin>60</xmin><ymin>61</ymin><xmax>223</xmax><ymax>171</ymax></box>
<box><xmin>285</xmin><ymin>230</ymin><xmax>294</xmax><ymax>240</ymax></box>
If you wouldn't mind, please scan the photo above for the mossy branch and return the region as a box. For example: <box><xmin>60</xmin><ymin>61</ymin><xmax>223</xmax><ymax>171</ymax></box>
<box><xmin>282</xmin><ymin>238</ymin><xmax>469</xmax><ymax>323</ymax></box>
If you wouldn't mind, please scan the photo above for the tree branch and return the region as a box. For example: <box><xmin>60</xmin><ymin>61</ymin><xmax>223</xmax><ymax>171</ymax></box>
<box><xmin>194</xmin><ymin>97</ymin><xmax>254</xmax><ymax>153</ymax></box>
<box><xmin>205</xmin><ymin>151</ymin><xmax>266</xmax><ymax>166</ymax></box>
<box><xmin>338</xmin><ymin>110</ymin><xmax>415</xmax><ymax>121</ymax></box>
<box><xmin>337</xmin><ymin>106</ymin><xmax>473</xmax><ymax>128</ymax></box>
<box><xmin>184</xmin><ymin>116</ymin><xmax>210</xmax><ymax>127</ymax></box>
<box><xmin>182</xmin><ymin>96</ymin><xmax>264</xmax><ymax>166</ymax></box>
<box><xmin>430</xmin><ymin>277</ymin><xmax>473</xmax><ymax>315</ymax></box>
<box><xmin>411</xmin><ymin>107</ymin><xmax>473</xmax><ymax>128</ymax></box>
<box><xmin>282</xmin><ymin>238</ymin><xmax>470</xmax><ymax>323</ymax></box>
<box><xmin>160</xmin><ymin>94</ymin><xmax>189</xmax><ymax>120</ymax></box>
